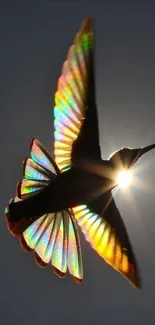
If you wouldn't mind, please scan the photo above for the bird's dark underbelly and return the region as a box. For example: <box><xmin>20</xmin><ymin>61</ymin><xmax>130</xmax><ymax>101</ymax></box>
<box><xmin>42</xmin><ymin>168</ymin><xmax>108</xmax><ymax>210</ymax></box>
<box><xmin>9</xmin><ymin>168</ymin><xmax>112</xmax><ymax>221</ymax></box>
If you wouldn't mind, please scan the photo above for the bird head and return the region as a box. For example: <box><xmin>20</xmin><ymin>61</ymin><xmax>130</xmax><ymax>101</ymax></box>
<box><xmin>109</xmin><ymin>144</ymin><xmax>155</xmax><ymax>170</ymax></box>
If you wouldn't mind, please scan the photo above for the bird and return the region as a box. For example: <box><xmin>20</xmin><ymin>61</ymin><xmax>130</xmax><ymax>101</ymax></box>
<box><xmin>5</xmin><ymin>17</ymin><xmax>155</xmax><ymax>288</ymax></box>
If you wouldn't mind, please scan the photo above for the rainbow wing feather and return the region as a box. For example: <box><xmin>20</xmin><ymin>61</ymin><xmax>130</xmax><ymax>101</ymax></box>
<box><xmin>5</xmin><ymin>139</ymin><xmax>83</xmax><ymax>283</ymax></box>
<box><xmin>54</xmin><ymin>17</ymin><xmax>93</xmax><ymax>172</ymax></box>
<box><xmin>72</xmin><ymin>204</ymin><xmax>140</xmax><ymax>288</ymax></box>
<box><xmin>22</xmin><ymin>209</ymin><xmax>82</xmax><ymax>282</ymax></box>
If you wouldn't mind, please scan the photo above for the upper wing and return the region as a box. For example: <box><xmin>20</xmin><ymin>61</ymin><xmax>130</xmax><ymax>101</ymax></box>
<box><xmin>73</xmin><ymin>191</ymin><xmax>141</xmax><ymax>288</ymax></box>
<box><xmin>54</xmin><ymin>17</ymin><xmax>101</xmax><ymax>172</ymax></box>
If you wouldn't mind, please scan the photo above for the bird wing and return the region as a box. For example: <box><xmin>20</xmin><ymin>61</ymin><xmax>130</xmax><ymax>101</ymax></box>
<box><xmin>73</xmin><ymin>191</ymin><xmax>141</xmax><ymax>288</ymax></box>
<box><xmin>54</xmin><ymin>17</ymin><xmax>101</xmax><ymax>172</ymax></box>
<box><xmin>5</xmin><ymin>139</ymin><xmax>83</xmax><ymax>283</ymax></box>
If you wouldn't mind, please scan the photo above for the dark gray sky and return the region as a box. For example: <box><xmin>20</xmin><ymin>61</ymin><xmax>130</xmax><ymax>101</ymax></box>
<box><xmin>1</xmin><ymin>0</ymin><xmax>155</xmax><ymax>324</ymax></box>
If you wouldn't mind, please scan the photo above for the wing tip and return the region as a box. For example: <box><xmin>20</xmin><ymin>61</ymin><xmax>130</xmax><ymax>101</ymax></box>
<box><xmin>19</xmin><ymin>235</ymin><xmax>32</xmax><ymax>253</ymax></box>
<box><xmin>34</xmin><ymin>252</ymin><xmax>48</xmax><ymax>268</ymax></box>
<box><xmin>52</xmin><ymin>266</ymin><xmax>66</xmax><ymax>279</ymax></box>
<box><xmin>81</xmin><ymin>16</ymin><xmax>93</xmax><ymax>30</ymax></box>
<box><xmin>121</xmin><ymin>261</ymin><xmax>142</xmax><ymax>289</ymax></box>
<box><xmin>128</xmin><ymin>272</ymin><xmax>142</xmax><ymax>290</ymax></box>
<box><xmin>76</xmin><ymin>17</ymin><xmax>93</xmax><ymax>42</ymax></box>
<box><xmin>16</xmin><ymin>180</ymin><xmax>22</xmax><ymax>199</ymax></box>
<box><xmin>30</xmin><ymin>138</ymin><xmax>37</xmax><ymax>152</ymax></box>
<box><xmin>22</xmin><ymin>157</ymin><xmax>29</xmax><ymax>177</ymax></box>
<box><xmin>5</xmin><ymin>201</ymin><xmax>14</xmax><ymax>235</ymax></box>
<box><xmin>5</xmin><ymin>199</ymin><xmax>17</xmax><ymax>235</ymax></box>
<box><xmin>128</xmin><ymin>259</ymin><xmax>142</xmax><ymax>289</ymax></box>
<box><xmin>72</xmin><ymin>276</ymin><xmax>83</xmax><ymax>284</ymax></box>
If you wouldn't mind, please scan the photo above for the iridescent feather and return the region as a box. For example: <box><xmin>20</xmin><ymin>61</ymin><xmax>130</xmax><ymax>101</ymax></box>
<box><xmin>23</xmin><ymin>209</ymin><xmax>83</xmax><ymax>281</ymax></box>
<box><xmin>73</xmin><ymin>205</ymin><xmax>138</xmax><ymax>287</ymax></box>
<box><xmin>5</xmin><ymin>138</ymin><xmax>83</xmax><ymax>283</ymax></box>
<box><xmin>54</xmin><ymin>18</ymin><xmax>93</xmax><ymax>171</ymax></box>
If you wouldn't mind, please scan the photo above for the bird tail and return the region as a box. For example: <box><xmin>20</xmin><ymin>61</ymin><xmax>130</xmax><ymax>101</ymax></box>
<box><xmin>5</xmin><ymin>139</ymin><xmax>83</xmax><ymax>283</ymax></box>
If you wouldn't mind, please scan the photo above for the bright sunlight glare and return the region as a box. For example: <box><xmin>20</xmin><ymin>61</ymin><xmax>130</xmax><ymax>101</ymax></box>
<box><xmin>116</xmin><ymin>170</ymin><xmax>132</xmax><ymax>189</ymax></box>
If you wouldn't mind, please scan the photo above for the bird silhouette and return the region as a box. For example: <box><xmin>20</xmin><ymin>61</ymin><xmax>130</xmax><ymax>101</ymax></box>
<box><xmin>5</xmin><ymin>17</ymin><xmax>155</xmax><ymax>288</ymax></box>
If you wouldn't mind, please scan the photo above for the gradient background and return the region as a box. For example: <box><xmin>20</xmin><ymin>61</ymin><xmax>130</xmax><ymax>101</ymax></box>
<box><xmin>1</xmin><ymin>0</ymin><xmax>155</xmax><ymax>324</ymax></box>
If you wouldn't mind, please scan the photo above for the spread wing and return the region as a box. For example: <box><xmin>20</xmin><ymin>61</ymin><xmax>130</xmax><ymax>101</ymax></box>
<box><xmin>54</xmin><ymin>17</ymin><xmax>101</xmax><ymax>172</ymax></box>
<box><xmin>73</xmin><ymin>191</ymin><xmax>141</xmax><ymax>288</ymax></box>
<box><xmin>5</xmin><ymin>139</ymin><xmax>83</xmax><ymax>283</ymax></box>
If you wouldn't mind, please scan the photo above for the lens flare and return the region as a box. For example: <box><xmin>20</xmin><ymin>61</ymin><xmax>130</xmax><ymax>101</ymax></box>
<box><xmin>116</xmin><ymin>170</ymin><xmax>132</xmax><ymax>189</ymax></box>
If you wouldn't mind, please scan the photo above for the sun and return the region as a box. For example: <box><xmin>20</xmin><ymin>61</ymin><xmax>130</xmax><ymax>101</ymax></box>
<box><xmin>116</xmin><ymin>169</ymin><xmax>132</xmax><ymax>189</ymax></box>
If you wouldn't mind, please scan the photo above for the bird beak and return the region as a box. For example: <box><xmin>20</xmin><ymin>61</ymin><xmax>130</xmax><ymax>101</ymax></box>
<box><xmin>137</xmin><ymin>144</ymin><xmax>155</xmax><ymax>157</ymax></box>
<box><xmin>131</xmin><ymin>144</ymin><xmax>155</xmax><ymax>166</ymax></box>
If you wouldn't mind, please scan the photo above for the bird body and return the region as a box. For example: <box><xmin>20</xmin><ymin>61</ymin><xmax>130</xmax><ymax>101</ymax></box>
<box><xmin>8</xmin><ymin>159</ymin><xmax>116</xmax><ymax>221</ymax></box>
<box><xmin>5</xmin><ymin>17</ymin><xmax>155</xmax><ymax>288</ymax></box>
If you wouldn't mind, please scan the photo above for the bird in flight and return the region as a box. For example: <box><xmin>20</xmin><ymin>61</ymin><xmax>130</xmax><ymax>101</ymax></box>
<box><xmin>5</xmin><ymin>17</ymin><xmax>155</xmax><ymax>288</ymax></box>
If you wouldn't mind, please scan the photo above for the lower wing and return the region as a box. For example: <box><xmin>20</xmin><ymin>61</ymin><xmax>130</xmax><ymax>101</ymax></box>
<box><xmin>73</xmin><ymin>191</ymin><xmax>141</xmax><ymax>288</ymax></box>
